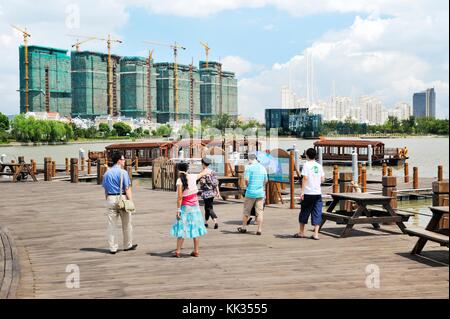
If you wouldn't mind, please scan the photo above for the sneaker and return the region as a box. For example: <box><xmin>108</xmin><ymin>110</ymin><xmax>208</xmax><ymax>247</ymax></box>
<box><xmin>124</xmin><ymin>244</ymin><xmax>138</xmax><ymax>251</ymax></box>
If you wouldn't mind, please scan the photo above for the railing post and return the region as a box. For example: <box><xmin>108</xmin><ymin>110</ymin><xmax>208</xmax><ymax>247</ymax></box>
<box><xmin>65</xmin><ymin>158</ymin><xmax>69</xmax><ymax>175</ymax></box>
<box><xmin>70</xmin><ymin>158</ymin><xmax>79</xmax><ymax>183</ymax></box>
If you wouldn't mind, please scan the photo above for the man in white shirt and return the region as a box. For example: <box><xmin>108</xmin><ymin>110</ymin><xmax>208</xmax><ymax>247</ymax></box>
<box><xmin>294</xmin><ymin>148</ymin><xmax>325</xmax><ymax>240</ymax></box>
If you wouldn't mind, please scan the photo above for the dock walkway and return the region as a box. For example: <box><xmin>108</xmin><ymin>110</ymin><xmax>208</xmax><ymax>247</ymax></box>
<box><xmin>0</xmin><ymin>181</ymin><xmax>448</xmax><ymax>298</ymax></box>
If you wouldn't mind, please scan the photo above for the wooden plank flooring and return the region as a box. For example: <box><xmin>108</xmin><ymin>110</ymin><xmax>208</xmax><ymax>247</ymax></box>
<box><xmin>0</xmin><ymin>181</ymin><xmax>448</xmax><ymax>299</ymax></box>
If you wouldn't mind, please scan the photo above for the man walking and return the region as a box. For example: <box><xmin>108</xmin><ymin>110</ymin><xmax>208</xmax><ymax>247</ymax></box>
<box><xmin>294</xmin><ymin>148</ymin><xmax>325</xmax><ymax>240</ymax></box>
<box><xmin>238</xmin><ymin>153</ymin><xmax>268</xmax><ymax>235</ymax></box>
<box><xmin>102</xmin><ymin>151</ymin><xmax>138</xmax><ymax>254</ymax></box>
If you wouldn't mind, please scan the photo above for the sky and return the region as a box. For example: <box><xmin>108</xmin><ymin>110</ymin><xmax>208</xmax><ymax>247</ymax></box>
<box><xmin>0</xmin><ymin>0</ymin><xmax>448</xmax><ymax>120</ymax></box>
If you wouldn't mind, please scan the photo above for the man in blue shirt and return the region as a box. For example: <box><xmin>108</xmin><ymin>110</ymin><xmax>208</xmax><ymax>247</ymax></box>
<box><xmin>238</xmin><ymin>153</ymin><xmax>268</xmax><ymax>235</ymax></box>
<box><xmin>102</xmin><ymin>151</ymin><xmax>137</xmax><ymax>254</ymax></box>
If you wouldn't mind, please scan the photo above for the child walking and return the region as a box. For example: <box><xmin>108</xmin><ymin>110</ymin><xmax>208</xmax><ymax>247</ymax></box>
<box><xmin>171</xmin><ymin>162</ymin><xmax>208</xmax><ymax>257</ymax></box>
<box><xmin>294</xmin><ymin>148</ymin><xmax>325</xmax><ymax>240</ymax></box>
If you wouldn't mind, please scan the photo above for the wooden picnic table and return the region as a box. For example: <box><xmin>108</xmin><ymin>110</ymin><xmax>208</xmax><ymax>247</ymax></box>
<box><xmin>406</xmin><ymin>206</ymin><xmax>449</xmax><ymax>255</ymax></box>
<box><xmin>320</xmin><ymin>193</ymin><xmax>407</xmax><ymax>238</ymax></box>
<box><xmin>217</xmin><ymin>176</ymin><xmax>242</xmax><ymax>200</ymax></box>
<box><xmin>0</xmin><ymin>163</ymin><xmax>38</xmax><ymax>182</ymax></box>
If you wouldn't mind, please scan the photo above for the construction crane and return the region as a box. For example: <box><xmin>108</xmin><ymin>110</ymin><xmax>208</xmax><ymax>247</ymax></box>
<box><xmin>147</xmin><ymin>49</ymin><xmax>154</xmax><ymax>121</ymax></box>
<box><xmin>68</xmin><ymin>34</ymin><xmax>122</xmax><ymax>116</ymax></box>
<box><xmin>144</xmin><ymin>41</ymin><xmax>186</xmax><ymax>122</ymax></box>
<box><xmin>11</xmin><ymin>25</ymin><xmax>31</xmax><ymax>113</ymax></box>
<box><xmin>70</xmin><ymin>36</ymin><xmax>98</xmax><ymax>52</ymax></box>
<box><xmin>200</xmin><ymin>41</ymin><xmax>210</xmax><ymax>69</ymax></box>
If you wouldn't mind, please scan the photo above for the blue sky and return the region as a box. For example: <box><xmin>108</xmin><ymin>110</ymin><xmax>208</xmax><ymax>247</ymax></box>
<box><xmin>0</xmin><ymin>0</ymin><xmax>448</xmax><ymax>120</ymax></box>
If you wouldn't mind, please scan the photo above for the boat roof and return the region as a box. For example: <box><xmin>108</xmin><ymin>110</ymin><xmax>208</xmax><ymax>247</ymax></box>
<box><xmin>314</xmin><ymin>139</ymin><xmax>384</xmax><ymax>147</ymax></box>
<box><xmin>106</xmin><ymin>142</ymin><xmax>171</xmax><ymax>149</ymax></box>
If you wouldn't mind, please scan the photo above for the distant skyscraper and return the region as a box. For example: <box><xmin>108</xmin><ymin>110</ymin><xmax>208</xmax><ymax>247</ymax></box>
<box><xmin>393</xmin><ymin>102</ymin><xmax>412</xmax><ymax>121</ymax></box>
<box><xmin>281</xmin><ymin>86</ymin><xmax>296</xmax><ymax>109</ymax></box>
<box><xmin>413</xmin><ymin>88</ymin><xmax>435</xmax><ymax>118</ymax></box>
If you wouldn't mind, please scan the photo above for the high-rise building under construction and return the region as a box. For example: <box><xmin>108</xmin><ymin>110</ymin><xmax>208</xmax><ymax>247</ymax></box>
<box><xmin>71</xmin><ymin>51</ymin><xmax>121</xmax><ymax>118</ymax></box>
<box><xmin>19</xmin><ymin>46</ymin><xmax>72</xmax><ymax>116</ymax></box>
<box><xmin>19</xmin><ymin>46</ymin><xmax>238</xmax><ymax>121</ymax></box>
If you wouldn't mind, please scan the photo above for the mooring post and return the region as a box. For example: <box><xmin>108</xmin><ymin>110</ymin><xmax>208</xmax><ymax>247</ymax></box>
<box><xmin>125</xmin><ymin>159</ymin><xmax>133</xmax><ymax>184</ymax></box>
<box><xmin>438</xmin><ymin>165</ymin><xmax>443</xmax><ymax>182</ymax></box>
<box><xmin>65</xmin><ymin>158</ymin><xmax>69</xmax><ymax>175</ymax></box>
<box><xmin>358</xmin><ymin>163</ymin><xmax>363</xmax><ymax>185</ymax></box>
<box><xmin>388</xmin><ymin>166</ymin><xmax>393</xmax><ymax>177</ymax></box>
<box><xmin>404</xmin><ymin>162</ymin><xmax>409</xmax><ymax>183</ymax></box>
<box><xmin>87</xmin><ymin>159</ymin><xmax>92</xmax><ymax>175</ymax></box>
<box><xmin>81</xmin><ymin>157</ymin><xmax>85</xmax><ymax>172</ymax></box>
<box><xmin>290</xmin><ymin>150</ymin><xmax>295</xmax><ymax>209</ymax></box>
<box><xmin>44</xmin><ymin>157</ymin><xmax>52</xmax><ymax>181</ymax></box>
<box><xmin>413</xmin><ymin>167</ymin><xmax>419</xmax><ymax>190</ymax></box>
<box><xmin>339</xmin><ymin>172</ymin><xmax>353</xmax><ymax>211</ymax></box>
<box><xmin>333</xmin><ymin>165</ymin><xmax>339</xmax><ymax>193</ymax></box>
<box><xmin>97</xmin><ymin>158</ymin><xmax>106</xmax><ymax>185</ymax></box>
<box><xmin>382</xmin><ymin>162</ymin><xmax>387</xmax><ymax>176</ymax></box>
<box><xmin>31</xmin><ymin>159</ymin><xmax>37</xmax><ymax>175</ymax></box>
<box><xmin>135</xmin><ymin>157</ymin><xmax>139</xmax><ymax>173</ymax></box>
<box><xmin>52</xmin><ymin>160</ymin><xmax>56</xmax><ymax>177</ymax></box>
<box><xmin>70</xmin><ymin>158</ymin><xmax>79</xmax><ymax>183</ymax></box>
<box><xmin>10</xmin><ymin>160</ymin><xmax>16</xmax><ymax>173</ymax></box>
<box><xmin>361</xmin><ymin>165</ymin><xmax>367</xmax><ymax>193</ymax></box>
<box><xmin>235</xmin><ymin>164</ymin><xmax>245</xmax><ymax>200</ymax></box>
<box><xmin>382</xmin><ymin>175</ymin><xmax>398</xmax><ymax>209</ymax></box>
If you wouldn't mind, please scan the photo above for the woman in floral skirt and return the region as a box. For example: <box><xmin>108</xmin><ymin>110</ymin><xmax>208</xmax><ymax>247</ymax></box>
<box><xmin>171</xmin><ymin>162</ymin><xmax>208</xmax><ymax>257</ymax></box>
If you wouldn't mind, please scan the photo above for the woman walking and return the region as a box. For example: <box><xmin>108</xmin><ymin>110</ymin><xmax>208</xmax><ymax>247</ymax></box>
<box><xmin>198</xmin><ymin>157</ymin><xmax>220</xmax><ymax>229</ymax></box>
<box><xmin>170</xmin><ymin>162</ymin><xmax>208</xmax><ymax>258</ymax></box>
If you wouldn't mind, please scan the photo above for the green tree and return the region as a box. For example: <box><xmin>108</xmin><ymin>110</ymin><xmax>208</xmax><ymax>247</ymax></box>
<box><xmin>0</xmin><ymin>112</ymin><xmax>9</xmax><ymax>131</ymax></box>
<box><xmin>153</xmin><ymin>124</ymin><xmax>172</xmax><ymax>137</ymax></box>
<box><xmin>98</xmin><ymin>123</ymin><xmax>111</xmax><ymax>137</ymax></box>
<box><xmin>113</xmin><ymin>122</ymin><xmax>132</xmax><ymax>136</ymax></box>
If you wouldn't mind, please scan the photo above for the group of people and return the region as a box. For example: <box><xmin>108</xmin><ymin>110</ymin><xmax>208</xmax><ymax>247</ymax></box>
<box><xmin>102</xmin><ymin>148</ymin><xmax>325</xmax><ymax>257</ymax></box>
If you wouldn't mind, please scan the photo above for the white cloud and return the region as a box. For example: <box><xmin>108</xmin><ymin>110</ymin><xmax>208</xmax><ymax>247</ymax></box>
<box><xmin>263</xmin><ymin>24</ymin><xmax>276</xmax><ymax>31</ymax></box>
<box><xmin>221</xmin><ymin>56</ymin><xmax>263</xmax><ymax>77</ymax></box>
<box><xmin>237</xmin><ymin>10</ymin><xmax>449</xmax><ymax>120</ymax></box>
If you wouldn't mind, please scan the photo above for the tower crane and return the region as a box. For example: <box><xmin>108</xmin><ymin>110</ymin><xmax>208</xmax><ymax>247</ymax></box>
<box><xmin>12</xmin><ymin>25</ymin><xmax>31</xmax><ymax>113</ymax></box>
<box><xmin>144</xmin><ymin>41</ymin><xmax>186</xmax><ymax>122</ymax></box>
<box><xmin>200</xmin><ymin>41</ymin><xmax>210</xmax><ymax>69</ymax></box>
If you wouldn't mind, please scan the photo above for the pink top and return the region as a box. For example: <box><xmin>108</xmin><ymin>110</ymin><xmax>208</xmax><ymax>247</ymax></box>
<box><xmin>177</xmin><ymin>174</ymin><xmax>199</xmax><ymax>206</ymax></box>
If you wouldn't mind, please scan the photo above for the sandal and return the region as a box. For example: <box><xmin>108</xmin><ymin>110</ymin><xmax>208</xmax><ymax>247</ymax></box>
<box><xmin>190</xmin><ymin>251</ymin><xmax>200</xmax><ymax>257</ymax></box>
<box><xmin>256</xmin><ymin>231</ymin><xmax>262</xmax><ymax>236</ymax></box>
<box><xmin>310</xmin><ymin>235</ymin><xmax>320</xmax><ymax>240</ymax></box>
<box><xmin>214</xmin><ymin>223</ymin><xmax>219</xmax><ymax>229</ymax></box>
<box><xmin>293</xmin><ymin>233</ymin><xmax>305</xmax><ymax>238</ymax></box>
<box><xmin>237</xmin><ymin>227</ymin><xmax>247</xmax><ymax>233</ymax></box>
<box><xmin>173</xmin><ymin>251</ymin><xmax>181</xmax><ymax>258</ymax></box>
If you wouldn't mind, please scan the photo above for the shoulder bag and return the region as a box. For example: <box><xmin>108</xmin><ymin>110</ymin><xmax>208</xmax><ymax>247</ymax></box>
<box><xmin>118</xmin><ymin>170</ymin><xmax>136</xmax><ymax>213</ymax></box>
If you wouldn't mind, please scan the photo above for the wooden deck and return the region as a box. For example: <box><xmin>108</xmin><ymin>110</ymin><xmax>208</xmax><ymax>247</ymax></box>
<box><xmin>0</xmin><ymin>181</ymin><xmax>448</xmax><ymax>299</ymax></box>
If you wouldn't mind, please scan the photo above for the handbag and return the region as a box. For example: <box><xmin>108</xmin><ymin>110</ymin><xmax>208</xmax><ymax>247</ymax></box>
<box><xmin>117</xmin><ymin>170</ymin><xmax>136</xmax><ymax>213</ymax></box>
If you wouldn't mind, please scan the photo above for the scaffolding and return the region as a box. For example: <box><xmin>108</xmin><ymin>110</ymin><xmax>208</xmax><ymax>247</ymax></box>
<box><xmin>19</xmin><ymin>46</ymin><xmax>72</xmax><ymax>116</ymax></box>
<box><xmin>71</xmin><ymin>51</ymin><xmax>121</xmax><ymax>118</ymax></box>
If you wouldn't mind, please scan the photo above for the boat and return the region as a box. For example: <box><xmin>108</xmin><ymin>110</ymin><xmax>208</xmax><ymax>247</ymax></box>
<box><xmin>313</xmin><ymin>139</ymin><xmax>408</xmax><ymax>166</ymax></box>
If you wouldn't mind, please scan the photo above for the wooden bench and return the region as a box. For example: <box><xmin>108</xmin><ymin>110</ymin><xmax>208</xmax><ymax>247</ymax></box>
<box><xmin>405</xmin><ymin>227</ymin><xmax>449</xmax><ymax>246</ymax></box>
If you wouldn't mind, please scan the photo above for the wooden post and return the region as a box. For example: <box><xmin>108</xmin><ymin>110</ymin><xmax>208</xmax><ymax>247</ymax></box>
<box><xmin>52</xmin><ymin>161</ymin><xmax>56</xmax><ymax>177</ymax></box>
<box><xmin>87</xmin><ymin>159</ymin><xmax>92</xmax><ymax>175</ymax></box>
<box><xmin>31</xmin><ymin>159</ymin><xmax>37</xmax><ymax>175</ymax></box>
<box><xmin>65</xmin><ymin>158</ymin><xmax>69</xmax><ymax>175</ymax></box>
<box><xmin>125</xmin><ymin>159</ymin><xmax>133</xmax><ymax>184</ymax></box>
<box><xmin>18</xmin><ymin>156</ymin><xmax>25</xmax><ymax>163</ymax></box>
<box><xmin>235</xmin><ymin>165</ymin><xmax>245</xmax><ymax>200</ymax></box>
<box><xmin>10</xmin><ymin>160</ymin><xmax>16</xmax><ymax>173</ymax></box>
<box><xmin>135</xmin><ymin>157</ymin><xmax>139</xmax><ymax>173</ymax></box>
<box><xmin>382</xmin><ymin>162</ymin><xmax>387</xmax><ymax>176</ymax></box>
<box><xmin>404</xmin><ymin>162</ymin><xmax>409</xmax><ymax>183</ymax></box>
<box><xmin>358</xmin><ymin>163</ymin><xmax>363</xmax><ymax>185</ymax></box>
<box><xmin>361</xmin><ymin>166</ymin><xmax>367</xmax><ymax>193</ymax></box>
<box><xmin>382</xmin><ymin>175</ymin><xmax>398</xmax><ymax>209</ymax></box>
<box><xmin>97</xmin><ymin>158</ymin><xmax>106</xmax><ymax>185</ymax></box>
<box><xmin>387</xmin><ymin>166</ymin><xmax>393</xmax><ymax>177</ymax></box>
<box><xmin>333</xmin><ymin>165</ymin><xmax>339</xmax><ymax>193</ymax></box>
<box><xmin>43</xmin><ymin>157</ymin><xmax>52</xmax><ymax>181</ymax></box>
<box><xmin>70</xmin><ymin>158</ymin><xmax>79</xmax><ymax>183</ymax></box>
<box><xmin>438</xmin><ymin>165</ymin><xmax>443</xmax><ymax>182</ymax></box>
<box><xmin>339</xmin><ymin>172</ymin><xmax>353</xmax><ymax>211</ymax></box>
<box><xmin>413</xmin><ymin>167</ymin><xmax>419</xmax><ymax>190</ymax></box>
<box><xmin>290</xmin><ymin>151</ymin><xmax>295</xmax><ymax>209</ymax></box>
<box><xmin>81</xmin><ymin>157</ymin><xmax>85</xmax><ymax>172</ymax></box>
